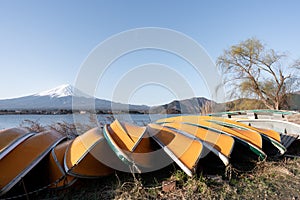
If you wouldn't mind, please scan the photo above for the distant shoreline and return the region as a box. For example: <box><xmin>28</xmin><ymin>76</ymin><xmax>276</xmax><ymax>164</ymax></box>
<box><xmin>0</xmin><ymin>109</ymin><xmax>150</xmax><ymax>115</ymax></box>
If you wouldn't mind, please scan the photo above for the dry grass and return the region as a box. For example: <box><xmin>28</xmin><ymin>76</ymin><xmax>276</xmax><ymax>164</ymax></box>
<box><xmin>11</xmin><ymin>116</ymin><xmax>300</xmax><ymax>199</ymax></box>
<box><xmin>26</xmin><ymin>158</ymin><xmax>300</xmax><ymax>200</ymax></box>
<box><xmin>287</xmin><ymin>113</ymin><xmax>300</xmax><ymax>124</ymax></box>
<box><xmin>19</xmin><ymin>114</ymin><xmax>110</xmax><ymax>139</ymax></box>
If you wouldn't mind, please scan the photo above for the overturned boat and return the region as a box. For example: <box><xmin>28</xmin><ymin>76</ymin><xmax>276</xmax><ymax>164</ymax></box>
<box><xmin>208</xmin><ymin>109</ymin><xmax>297</xmax><ymax>120</ymax></box>
<box><xmin>103</xmin><ymin>119</ymin><xmax>161</xmax><ymax>173</ymax></box>
<box><xmin>157</xmin><ymin>115</ymin><xmax>286</xmax><ymax>156</ymax></box>
<box><xmin>0</xmin><ymin>128</ymin><xmax>35</xmax><ymax>160</ymax></box>
<box><xmin>48</xmin><ymin>139</ymin><xmax>77</xmax><ymax>189</ymax></box>
<box><xmin>157</xmin><ymin>116</ymin><xmax>267</xmax><ymax>160</ymax></box>
<box><xmin>236</xmin><ymin>118</ymin><xmax>300</xmax><ymax>148</ymax></box>
<box><xmin>203</xmin><ymin>116</ymin><xmax>286</xmax><ymax>156</ymax></box>
<box><xmin>157</xmin><ymin>122</ymin><xmax>233</xmax><ymax>166</ymax></box>
<box><xmin>0</xmin><ymin>130</ymin><xmax>65</xmax><ymax>195</ymax></box>
<box><xmin>147</xmin><ymin>123</ymin><xmax>206</xmax><ymax>176</ymax></box>
<box><xmin>64</xmin><ymin>127</ymin><xmax>122</xmax><ymax>178</ymax></box>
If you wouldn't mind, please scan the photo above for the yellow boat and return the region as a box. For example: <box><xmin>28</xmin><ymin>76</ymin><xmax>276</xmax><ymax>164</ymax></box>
<box><xmin>157</xmin><ymin>116</ymin><xmax>262</xmax><ymax>147</ymax></box>
<box><xmin>64</xmin><ymin>127</ymin><xmax>121</xmax><ymax>178</ymax></box>
<box><xmin>116</xmin><ymin>121</ymin><xmax>149</xmax><ymax>152</ymax></box>
<box><xmin>157</xmin><ymin>115</ymin><xmax>285</xmax><ymax>156</ymax></box>
<box><xmin>236</xmin><ymin>118</ymin><xmax>300</xmax><ymax>148</ymax></box>
<box><xmin>201</xmin><ymin>116</ymin><xmax>286</xmax><ymax>155</ymax></box>
<box><xmin>0</xmin><ymin>130</ymin><xmax>65</xmax><ymax>195</ymax></box>
<box><xmin>0</xmin><ymin>128</ymin><xmax>35</xmax><ymax>160</ymax></box>
<box><xmin>147</xmin><ymin>123</ymin><xmax>205</xmax><ymax>176</ymax></box>
<box><xmin>160</xmin><ymin>122</ymin><xmax>233</xmax><ymax>165</ymax></box>
<box><xmin>48</xmin><ymin>139</ymin><xmax>77</xmax><ymax>189</ymax></box>
<box><xmin>204</xmin><ymin>116</ymin><xmax>281</xmax><ymax>142</ymax></box>
<box><xmin>157</xmin><ymin>116</ymin><xmax>266</xmax><ymax>160</ymax></box>
<box><xmin>103</xmin><ymin>119</ymin><xmax>157</xmax><ymax>173</ymax></box>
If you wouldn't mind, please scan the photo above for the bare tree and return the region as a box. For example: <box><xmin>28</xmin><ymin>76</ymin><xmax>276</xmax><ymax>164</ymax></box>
<box><xmin>293</xmin><ymin>59</ymin><xmax>300</xmax><ymax>70</ymax></box>
<box><xmin>217</xmin><ymin>38</ymin><xmax>299</xmax><ymax>110</ymax></box>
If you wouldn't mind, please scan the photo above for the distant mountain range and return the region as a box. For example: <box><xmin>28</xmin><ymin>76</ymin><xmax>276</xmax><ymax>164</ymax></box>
<box><xmin>149</xmin><ymin>97</ymin><xmax>214</xmax><ymax>114</ymax></box>
<box><xmin>0</xmin><ymin>84</ymin><xmax>212</xmax><ymax>114</ymax></box>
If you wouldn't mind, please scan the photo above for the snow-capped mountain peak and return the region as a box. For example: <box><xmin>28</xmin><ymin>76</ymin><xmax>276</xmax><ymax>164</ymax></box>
<box><xmin>34</xmin><ymin>84</ymin><xmax>87</xmax><ymax>98</ymax></box>
<box><xmin>0</xmin><ymin>84</ymin><xmax>149</xmax><ymax>112</ymax></box>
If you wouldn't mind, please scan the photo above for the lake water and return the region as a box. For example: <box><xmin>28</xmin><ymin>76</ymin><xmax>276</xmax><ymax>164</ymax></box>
<box><xmin>0</xmin><ymin>114</ymin><xmax>173</xmax><ymax>130</ymax></box>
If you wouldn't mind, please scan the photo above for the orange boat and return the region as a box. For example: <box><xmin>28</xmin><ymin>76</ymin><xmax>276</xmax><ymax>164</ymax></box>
<box><xmin>147</xmin><ymin>123</ymin><xmax>205</xmax><ymax>176</ymax></box>
<box><xmin>158</xmin><ymin>115</ymin><xmax>286</xmax><ymax>156</ymax></box>
<box><xmin>236</xmin><ymin>118</ymin><xmax>300</xmax><ymax>148</ymax></box>
<box><xmin>157</xmin><ymin>116</ymin><xmax>266</xmax><ymax>160</ymax></box>
<box><xmin>0</xmin><ymin>128</ymin><xmax>35</xmax><ymax>160</ymax></box>
<box><xmin>157</xmin><ymin>116</ymin><xmax>263</xmax><ymax>148</ymax></box>
<box><xmin>64</xmin><ymin>127</ymin><xmax>122</xmax><ymax>178</ymax></box>
<box><xmin>201</xmin><ymin>116</ymin><xmax>286</xmax><ymax>155</ymax></box>
<box><xmin>48</xmin><ymin>140</ymin><xmax>77</xmax><ymax>189</ymax></box>
<box><xmin>160</xmin><ymin>122</ymin><xmax>234</xmax><ymax>165</ymax></box>
<box><xmin>204</xmin><ymin>116</ymin><xmax>281</xmax><ymax>141</ymax></box>
<box><xmin>103</xmin><ymin>119</ymin><xmax>158</xmax><ymax>173</ymax></box>
<box><xmin>0</xmin><ymin>130</ymin><xmax>65</xmax><ymax>195</ymax></box>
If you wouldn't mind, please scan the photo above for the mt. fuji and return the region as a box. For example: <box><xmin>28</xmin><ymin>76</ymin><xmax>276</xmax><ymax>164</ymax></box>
<box><xmin>0</xmin><ymin>84</ymin><xmax>215</xmax><ymax>114</ymax></box>
<box><xmin>0</xmin><ymin>84</ymin><xmax>149</xmax><ymax>113</ymax></box>
<box><xmin>34</xmin><ymin>84</ymin><xmax>90</xmax><ymax>98</ymax></box>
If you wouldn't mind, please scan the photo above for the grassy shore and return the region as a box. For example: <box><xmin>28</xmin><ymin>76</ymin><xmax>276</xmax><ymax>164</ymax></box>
<box><xmin>10</xmin><ymin>117</ymin><xmax>300</xmax><ymax>199</ymax></box>
<box><xmin>27</xmin><ymin>156</ymin><xmax>300</xmax><ymax>199</ymax></box>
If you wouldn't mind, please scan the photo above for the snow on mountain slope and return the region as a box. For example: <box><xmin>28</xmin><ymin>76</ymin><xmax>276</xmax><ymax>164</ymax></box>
<box><xmin>34</xmin><ymin>84</ymin><xmax>88</xmax><ymax>98</ymax></box>
<box><xmin>0</xmin><ymin>84</ymin><xmax>149</xmax><ymax>111</ymax></box>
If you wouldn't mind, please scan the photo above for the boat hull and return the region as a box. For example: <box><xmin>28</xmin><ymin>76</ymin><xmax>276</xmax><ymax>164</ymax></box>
<box><xmin>157</xmin><ymin>116</ymin><xmax>267</xmax><ymax>161</ymax></box>
<box><xmin>64</xmin><ymin>127</ymin><xmax>119</xmax><ymax>178</ymax></box>
<box><xmin>103</xmin><ymin>120</ymin><xmax>160</xmax><ymax>173</ymax></box>
<box><xmin>147</xmin><ymin>124</ymin><xmax>205</xmax><ymax>176</ymax></box>
<box><xmin>0</xmin><ymin>130</ymin><xmax>65</xmax><ymax>195</ymax></box>
<box><xmin>48</xmin><ymin>140</ymin><xmax>77</xmax><ymax>189</ymax></box>
<box><xmin>0</xmin><ymin>128</ymin><xmax>35</xmax><ymax>160</ymax></box>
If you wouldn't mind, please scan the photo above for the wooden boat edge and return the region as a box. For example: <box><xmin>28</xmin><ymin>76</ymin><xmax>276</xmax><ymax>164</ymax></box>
<box><xmin>0</xmin><ymin>136</ymin><xmax>66</xmax><ymax>195</ymax></box>
<box><xmin>166</xmin><ymin>126</ymin><xmax>230</xmax><ymax>166</ymax></box>
<box><xmin>0</xmin><ymin>132</ymin><xmax>36</xmax><ymax>160</ymax></box>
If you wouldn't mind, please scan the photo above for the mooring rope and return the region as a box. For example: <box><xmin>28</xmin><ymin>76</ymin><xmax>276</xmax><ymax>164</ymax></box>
<box><xmin>1</xmin><ymin>174</ymin><xmax>68</xmax><ymax>200</ymax></box>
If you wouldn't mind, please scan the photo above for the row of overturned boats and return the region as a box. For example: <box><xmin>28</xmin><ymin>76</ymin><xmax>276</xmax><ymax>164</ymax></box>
<box><xmin>1</xmin><ymin>111</ymin><xmax>300</xmax><ymax>197</ymax></box>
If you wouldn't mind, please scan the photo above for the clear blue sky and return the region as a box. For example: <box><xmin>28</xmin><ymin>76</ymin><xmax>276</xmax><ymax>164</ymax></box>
<box><xmin>1</xmin><ymin>0</ymin><xmax>299</xmax><ymax>105</ymax></box>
